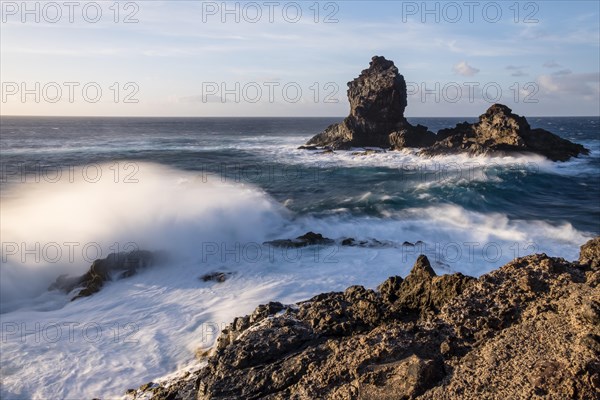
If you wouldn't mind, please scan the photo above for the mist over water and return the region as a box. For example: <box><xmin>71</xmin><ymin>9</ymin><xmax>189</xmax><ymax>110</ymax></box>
<box><xmin>0</xmin><ymin>116</ymin><xmax>598</xmax><ymax>399</ymax></box>
<box><xmin>0</xmin><ymin>163</ymin><xmax>288</xmax><ymax>312</ymax></box>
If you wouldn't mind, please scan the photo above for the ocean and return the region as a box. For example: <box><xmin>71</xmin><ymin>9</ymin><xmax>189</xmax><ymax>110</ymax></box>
<box><xmin>1</xmin><ymin>116</ymin><xmax>599</xmax><ymax>399</ymax></box>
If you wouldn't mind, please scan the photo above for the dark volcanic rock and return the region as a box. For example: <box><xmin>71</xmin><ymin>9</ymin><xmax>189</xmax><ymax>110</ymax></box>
<box><xmin>49</xmin><ymin>250</ymin><xmax>157</xmax><ymax>300</ymax></box>
<box><xmin>303</xmin><ymin>56</ymin><xmax>588</xmax><ymax>161</ymax></box>
<box><xmin>266</xmin><ymin>232</ymin><xmax>398</xmax><ymax>249</ymax></box>
<box><xmin>132</xmin><ymin>237</ymin><xmax>600</xmax><ymax>400</ymax></box>
<box><xmin>264</xmin><ymin>231</ymin><xmax>335</xmax><ymax>248</ymax></box>
<box><xmin>421</xmin><ymin>103</ymin><xmax>589</xmax><ymax>161</ymax></box>
<box><xmin>200</xmin><ymin>272</ymin><xmax>233</xmax><ymax>283</ymax></box>
<box><xmin>305</xmin><ymin>56</ymin><xmax>434</xmax><ymax>150</ymax></box>
<box><xmin>389</xmin><ymin>124</ymin><xmax>436</xmax><ymax>149</ymax></box>
<box><xmin>340</xmin><ymin>237</ymin><xmax>394</xmax><ymax>248</ymax></box>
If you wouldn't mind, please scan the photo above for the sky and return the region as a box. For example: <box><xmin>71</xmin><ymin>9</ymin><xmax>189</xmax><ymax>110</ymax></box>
<box><xmin>1</xmin><ymin>0</ymin><xmax>599</xmax><ymax>117</ymax></box>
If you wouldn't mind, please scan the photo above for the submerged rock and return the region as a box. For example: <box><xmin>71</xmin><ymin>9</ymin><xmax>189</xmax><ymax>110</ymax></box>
<box><xmin>351</xmin><ymin>149</ymin><xmax>387</xmax><ymax>156</ymax></box>
<box><xmin>265</xmin><ymin>232</ymin><xmax>401</xmax><ymax>249</ymax></box>
<box><xmin>133</xmin><ymin>237</ymin><xmax>600</xmax><ymax>399</ymax></box>
<box><xmin>264</xmin><ymin>231</ymin><xmax>335</xmax><ymax>248</ymax></box>
<box><xmin>200</xmin><ymin>272</ymin><xmax>233</xmax><ymax>283</ymax></box>
<box><xmin>49</xmin><ymin>250</ymin><xmax>158</xmax><ymax>300</ymax></box>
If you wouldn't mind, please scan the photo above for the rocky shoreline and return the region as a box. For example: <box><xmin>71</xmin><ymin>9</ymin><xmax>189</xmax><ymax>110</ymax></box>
<box><xmin>128</xmin><ymin>237</ymin><xmax>599</xmax><ymax>400</ymax></box>
<box><xmin>303</xmin><ymin>56</ymin><xmax>589</xmax><ymax>162</ymax></box>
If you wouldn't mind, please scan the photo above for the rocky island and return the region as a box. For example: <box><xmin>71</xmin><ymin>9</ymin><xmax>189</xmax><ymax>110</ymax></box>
<box><xmin>129</xmin><ymin>237</ymin><xmax>599</xmax><ymax>400</ymax></box>
<box><xmin>303</xmin><ymin>56</ymin><xmax>589</xmax><ymax>162</ymax></box>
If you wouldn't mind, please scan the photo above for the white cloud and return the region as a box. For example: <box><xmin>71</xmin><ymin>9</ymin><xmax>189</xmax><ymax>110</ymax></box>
<box><xmin>506</xmin><ymin>65</ymin><xmax>528</xmax><ymax>77</ymax></box>
<box><xmin>543</xmin><ymin>61</ymin><xmax>561</xmax><ymax>68</ymax></box>
<box><xmin>537</xmin><ymin>71</ymin><xmax>600</xmax><ymax>97</ymax></box>
<box><xmin>552</xmin><ymin>69</ymin><xmax>573</xmax><ymax>76</ymax></box>
<box><xmin>452</xmin><ymin>61</ymin><xmax>480</xmax><ymax>77</ymax></box>
<box><xmin>511</xmin><ymin>71</ymin><xmax>528</xmax><ymax>77</ymax></box>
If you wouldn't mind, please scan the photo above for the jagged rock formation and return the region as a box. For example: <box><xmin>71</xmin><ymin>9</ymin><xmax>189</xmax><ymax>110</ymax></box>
<box><xmin>200</xmin><ymin>272</ymin><xmax>233</xmax><ymax>283</ymax></box>
<box><xmin>305</xmin><ymin>56</ymin><xmax>434</xmax><ymax>149</ymax></box>
<box><xmin>303</xmin><ymin>57</ymin><xmax>589</xmax><ymax>161</ymax></box>
<box><xmin>49</xmin><ymin>250</ymin><xmax>158</xmax><ymax>300</ymax></box>
<box><xmin>264</xmin><ymin>231</ymin><xmax>335</xmax><ymax>248</ymax></box>
<box><xmin>131</xmin><ymin>237</ymin><xmax>600</xmax><ymax>400</ymax></box>
<box><xmin>264</xmin><ymin>231</ymin><xmax>399</xmax><ymax>249</ymax></box>
<box><xmin>420</xmin><ymin>104</ymin><xmax>589</xmax><ymax>161</ymax></box>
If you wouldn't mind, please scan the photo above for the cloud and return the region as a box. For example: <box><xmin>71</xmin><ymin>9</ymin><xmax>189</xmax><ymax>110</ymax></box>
<box><xmin>511</xmin><ymin>71</ymin><xmax>528</xmax><ymax>77</ymax></box>
<box><xmin>452</xmin><ymin>61</ymin><xmax>480</xmax><ymax>77</ymax></box>
<box><xmin>553</xmin><ymin>69</ymin><xmax>573</xmax><ymax>76</ymax></box>
<box><xmin>537</xmin><ymin>71</ymin><xmax>600</xmax><ymax>97</ymax></box>
<box><xmin>543</xmin><ymin>61</ymin><xmax>562</xmax><ymax>68</ymax></box>
<box><xmin>506</xmin><ymin>65</ymin><xmax>528</xmax><ymax>77</ymax></box>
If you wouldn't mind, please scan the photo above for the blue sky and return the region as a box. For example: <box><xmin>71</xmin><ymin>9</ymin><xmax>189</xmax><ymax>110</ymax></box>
<box><xmin>1</xmin><ymin>0</ymin><xmax>599</xmax><ymax>116</ymax></box>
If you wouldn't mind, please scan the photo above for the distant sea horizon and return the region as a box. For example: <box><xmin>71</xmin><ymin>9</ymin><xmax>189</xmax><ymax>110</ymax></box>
<box><xmin>3</xmin><ymin>114</ymin><xmax>600</xmax><ymax>118</ymax></box>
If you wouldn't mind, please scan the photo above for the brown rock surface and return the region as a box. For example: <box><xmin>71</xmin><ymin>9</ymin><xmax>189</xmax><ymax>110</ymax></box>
<box><xmin>130</xmin><ymin>237</ymin><xmax>600</xmax><ymax>400</ymax></box>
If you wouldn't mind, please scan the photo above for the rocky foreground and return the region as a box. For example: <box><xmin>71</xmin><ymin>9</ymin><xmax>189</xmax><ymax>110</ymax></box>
<box><xmin>304</xmin><ymin>56</ymin><xmax>589</xmax><ymax>161</ymax></box>
<box><xmin>131</xmin><ymin>237</ymin><xmax>600</xmax><ymax>400</ymax></box>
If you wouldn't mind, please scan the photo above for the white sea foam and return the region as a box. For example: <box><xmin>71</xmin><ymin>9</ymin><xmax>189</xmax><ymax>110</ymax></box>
<box><xmin>0</xmin><ymin>162</ymin><xmax>593</xmax><ymax>399</ymax></box>
<box><xmin>0</xmin><ymin>163</ymin><xmax>288</xmax><ymax>312</ymax></box>
<box><xmin>276</xmin><ymin>142</ymin><xmax>597</xmax><ymax>179</ymax></box>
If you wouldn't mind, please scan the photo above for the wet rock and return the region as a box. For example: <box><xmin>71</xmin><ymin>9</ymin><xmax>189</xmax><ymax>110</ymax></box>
<box><xmin>318</xmin><ymin>148</ymin><xmax>335</xmax><ymax>155</ymax></box>
<box><xmin>49</xmin><ymin>250</ymin><xmax>158</xmax><ymax>300</ymax></box>
<box><xmin>340</xmin><ymin>237</ymin><xmax>393</xmax><ymax>248</ymax></box>
<box><xmin>200</xmin><ymin>272</ymin><xmax>232</xmax><ymax>283</ymax></box>
<box><xmin>264</xmin><ymin>231</ymin><xmax>335</xmax><ymax>248</ymax></box>
<box><xmin>351</xmin><ymin>149</ymin><xmax>386</xmax><ymax>156</ymax></box>
<box><xmin>341</xmin><ymin>237</ymin><xmax>356</xmax><ymax>246</ymax></box>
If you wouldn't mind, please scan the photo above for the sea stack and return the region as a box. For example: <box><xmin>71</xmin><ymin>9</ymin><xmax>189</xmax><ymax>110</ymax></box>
<box><xmin>304</xmin><ymin>56</ymin><xmax>435</xmax><ymax>149</ymax></box>
<box><xmin>304</xmin><ymin>56</ymin><xmax>589</xmax><ymax>161</ymax></box>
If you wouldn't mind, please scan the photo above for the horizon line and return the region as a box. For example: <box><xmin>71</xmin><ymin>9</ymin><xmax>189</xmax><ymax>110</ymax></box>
<box><xmin>2</xmin><ymin>114</ymin><xmax>599</xmax><ymax>119</ymax></box>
